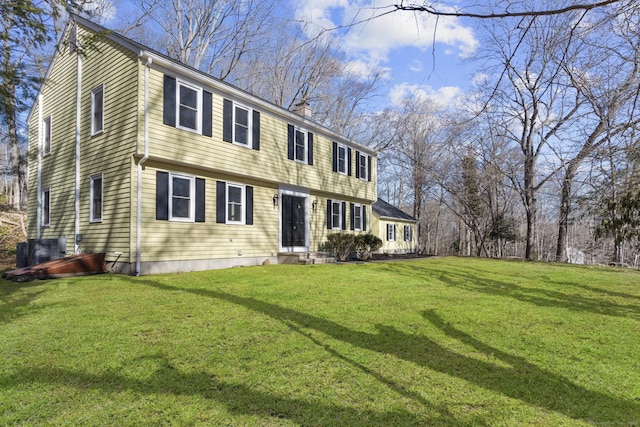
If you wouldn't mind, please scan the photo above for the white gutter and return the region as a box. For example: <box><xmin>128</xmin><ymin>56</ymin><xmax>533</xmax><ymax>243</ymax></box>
<box><xmin>74</xmin><ymin>45</ymin><xmax>82</xmax><ymax>254</ymax></box>
<box><xmin>36</xmin><ymin>94</ymin><xmax>43</xmax><ymax>240</ymax></box>
<box><xmin>135</xmin><ymin>54</ymin><xmax>152</xmax><ymax>275</ymax></box>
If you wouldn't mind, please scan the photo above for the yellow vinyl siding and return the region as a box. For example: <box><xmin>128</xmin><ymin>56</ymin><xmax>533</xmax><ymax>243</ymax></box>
<box><xmin>144</xmin><ymin>66</ymin><xmax>376</xmax><ymax>202</ymax></box>
<box><xmin>28</xmin><ymin>25</ymin><xmax>139</xmax><ymax>260</ymax></box>
<box><xmin>372</xmin><ymin>215</ymin><xmax>417</xmax><ymax>254</ymax></box>
<box><xmin>138</xmin><ymin>162</ymin><xmax>279</xmax><ymax>262</ymax></box>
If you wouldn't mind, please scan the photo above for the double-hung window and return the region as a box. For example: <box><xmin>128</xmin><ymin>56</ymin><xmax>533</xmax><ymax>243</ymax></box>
<box><xmin>337</xmin><ymin>144</ymin><xmax>347</xmax><ymax>174</ymax></box>
<box><xmin>42</xmin><ymin>188</ymin><xmax>50</xmax><ymax>226</ymax></box>
<box><xmin>387</xmin><ymin>224</ymin><xmax>396</xmax><ymax>241</ymax></box>
<box><xmin>326</xmin><ymin>199</ymin><xmax>346</xmax><ymax>230</ymax></box>
<box><xmin>404</xmin><ymin>225</ymin><xmax>412</xmax><ymax>242</ymax></box>
<box><xmin>91</xmin><ymin>84</ymin><xmax>104</xmax><ymax>135</ymax></box>
<box><xmin>156</xmin><ymin>171</ymin><xmax>205</xmax><ymax>223</ymax></box>
<box><xmin>43</xmin><ymin>116</ymin><xmax>51</xmax><ymax>155</ymax></box>
<box><xmin>226</xmin><ymin>183</ymin><xmax>245</xmax><ymax>224</ymax></box>
<box><xmin>287</xmin><ymin>125</ymin><xmax>313</xmax><ymax>165</ymax></box>
<box><xmin>177</xmin><ymin>80</ymin><xmax>201</xmax><ymax>133</ymax></box>
<box><xmin>216</xmin><ymin>181</ymin><xmax>253</xmax><ymax>225</ymax></box>
<box><xmin>356</xmin><ymin>151</ymin><xmax>368</xmax><ymax>180</ymax></box>
<box><xmin>233</xmin><ymin>104</ymin><xmax>251</xmax><ymax>146</ymax></box>
<box><xmin>90</xmin><ymin>174</ymin><xmax>103</xmax><ymax>222</ymax></box>
<box><xmin>353</xmin><ymin>204</ymin><xmax>363</xmax><ymax>231</ymax></box>
<box><xmin>170</xmin><ymin>173</ymin><xmax>195</xmax><ymax>221</ymax></box>
<box><xmin>295</xmin><ymin>128</ymin><xmax>307</xmax><ymax>162</ymax></box>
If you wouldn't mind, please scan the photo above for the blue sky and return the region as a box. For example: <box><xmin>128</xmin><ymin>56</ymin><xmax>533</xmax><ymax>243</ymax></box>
<box><xmin>291</xmin><ymin>0</ymin><xmax>481</xmax><ymax>108</ymax></box>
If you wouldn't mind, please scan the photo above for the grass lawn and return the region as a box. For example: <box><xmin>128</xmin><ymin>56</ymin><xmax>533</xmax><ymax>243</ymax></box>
<box><xmin>1</xmin><ymin>257</ymin><xmax>639</xmax><ymax>426</ymax></box>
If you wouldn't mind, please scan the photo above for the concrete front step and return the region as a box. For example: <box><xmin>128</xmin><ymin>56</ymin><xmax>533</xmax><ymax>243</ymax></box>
<box><xmin>278</xmin><ymin>252</ymin><xmax>336</xmax><ymax>265</ymax></box>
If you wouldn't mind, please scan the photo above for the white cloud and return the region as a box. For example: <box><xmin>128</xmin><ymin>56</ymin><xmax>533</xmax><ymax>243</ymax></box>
<box><xmin>294</xmin><ymin>0</ymin><xmax>478</xmax><ymax>65</ymax></box>
<box><xmin>389</xmin><ymin>82</ymin><xmax>462</xmax><ymax>107</ymax></box>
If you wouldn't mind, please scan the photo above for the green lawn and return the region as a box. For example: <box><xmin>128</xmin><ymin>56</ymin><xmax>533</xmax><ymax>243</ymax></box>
<box><xmin>1</xmin><ymin>257</ymin><xmax>639</xmax><ymax>426</ymax></box>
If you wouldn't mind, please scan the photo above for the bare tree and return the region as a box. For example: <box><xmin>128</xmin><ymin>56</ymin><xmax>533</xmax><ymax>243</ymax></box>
<box><xmin>553</xmin><ymin>4</ymin><xmax>640</xmax><ymax>261</ymax></box>
<box><xmin>130</xmin><ymin>0</ymin><xmax>278</xmax><ymax>80</ymax></box>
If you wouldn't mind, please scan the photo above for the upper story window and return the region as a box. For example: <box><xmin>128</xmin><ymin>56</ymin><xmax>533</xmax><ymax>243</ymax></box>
<box><xmin>91</xmin><ymin>84</ymin><xmax>104</xmax><ymax>135</ymax></box>
<box><xmin>222</xmin><ymin>99</ymin><xmax>261</xmax><ymax>150</ymax></box>
<box><xmin>43</xmin><ymin>116</ymin><xmax>51</xmax><ymax>155</ymax></box>
<box><xmin>156</xmin><ymin>171</ymin><xmax>206</xmax><ymax>223</ymax></box>
<box><xmin>163</xmin><ymin>75</ymin><xmax>213</xmax><ymax>137</ymax></box>
<box><xmin>90</xmin><ymin>173</ymin><xmax>103</xmax><ymax>223</ymax></box>
<box><xmin>332</xmin><ymin>142</ymin><xmax>352</xmax><ymax>176</ymax></box>
<box><xmin>177</xmin><ymin>80</ymin><xmax>201</xmax><ymax>133</ymax></box>
<box><xmin>287</xmin><ymin>124</ymin><xmax>313</xmax><ymax>165</ymax></box>
<box><xmin>355</xmin><ymin>151</ymin><xmax>370</xmax><ymax>181</ymax></box>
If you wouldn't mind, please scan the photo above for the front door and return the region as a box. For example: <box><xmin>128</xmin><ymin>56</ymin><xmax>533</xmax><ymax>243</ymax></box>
<box><xmin>282</xmin><ymin>195</ymin><xmax>306</xmax><ymax>247</ymax></box>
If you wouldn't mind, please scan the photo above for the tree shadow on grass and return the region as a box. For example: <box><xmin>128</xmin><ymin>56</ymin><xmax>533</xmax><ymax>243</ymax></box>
<box><xmin>133</xmin><ymin>278</ymin><xmax>639</xmax><ymax>424</ymax></box>
<box><xmin>375</xmin><ymin>262</ymin><xmax>640</xmax><ymax>320</ymax></box>
<box><xmin>3</xmin><ymin>354</ymin><xmax>450</xmax><ymax>426</ymax></box>
<box><xmin>0</xmin><ymin>280</ymin><xmax>52</xmax><ymax>324</ymax></box>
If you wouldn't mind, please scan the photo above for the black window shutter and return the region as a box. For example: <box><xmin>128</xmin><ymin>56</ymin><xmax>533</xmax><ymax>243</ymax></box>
<box><xmin>252</xmin><ymin>111</ymin><xmax>260</xmax><ymax>151</ymax></box>
<box><xmin>163</xmin><ymin>76</ymin><xmax>176</xmax><ymax>127</ymax></box>
<box><xmin>156</xmin><ymin>171</ymin><xmax>169</xmax><ymax>220</ymax></box>
<box><xmin>287</xmin><ymin>124</ymin><xmax>294</xmax><ymax>160</ymax></box>
<box><xmin>367</xmin><ymin>156</ymin><xmax>372</xmax><ymax>182</ymax></box>
<box><xmin>216</xmin><ymin>181</ymin><xmax>226</xmax><ymax>223</ymax></box>
<box><xmin>355</xmin><ymin>151</ymin><xmax>361</xmax><ymax>178</ymax></box>
<box><xmin>308</xmin><ymin>132</ymin><xmax>314</xmax><ymax>165</ymax></box>
<box><xmin>203</xmin><ymin>91</ymin><xmax>212</xmax><ymax>137</ymax></box>
<box><xmin>363</xmin><ymin>206</ymin><xmax>367</xmax><ymax>230</ymax></box>
<box><xmin>332</xmin><ymin>142</ymin><xmax>337</xmax><ymax>172</ymax></box>
<box><xmin>195</xmin><ymin>178</ymin><xmax>205</xmax><ymax>222</ymax></box>
<box><xmin>246</xmin><ymin>185</ymin><xmax>253</xmax><ymax>225</ymax></box>
<box><xmin>223</xmin><ymin>99</ymin><xmax>233</xmax><ymax>143</ymax></box>
<box><xmin>350</xmin><ymin>203</ymin><xmax>354</xmax><ymax>230</ymax></box>
<box><xmin>387</xmin><ymin>224</ymin><xmax>391</xmax><ymax>241</ymax></box>
<box><xmin>326</xmin><ymin>199</ymin><xmax>332</xmax><ymax>229</ymax></box>
<box><xmin>341</xmin><ymin>201</ymin><xmax>346</xmax><ymax>230</ymax></box>
<box><xmin>348</xmin><ymin>148</ymin><xmax>352</xmax><ymax>176</ymax></box>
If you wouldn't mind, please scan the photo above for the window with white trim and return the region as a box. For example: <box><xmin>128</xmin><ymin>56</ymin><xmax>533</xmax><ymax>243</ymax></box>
<box><xmin>233</xmin><ymin>103</ymin><xmax>251</xmax><ymax>146</ymax></box>
<box><xmin>90</xmin><ymin>173</ymin><xmax>103</xmax><ymax>223</ymax></box>
<box><xmin>353</xmin><ymin>204</ymin><xmax>363</xmax><ymax>231</ymax></box>
<box><xmin>357</xmin><ymin>152</ymin><xmax>368</xmax><ymax>180</ymax></box>
<box><xmin>404</xmin><ymin>225</ymin><xmax>412</xmax><ymax>242</ymax></box>
<box><xmin>43</xmin><ymin>116</ymin><xmax>51</xmax><ymax>155</ymax></box>
<box><xmin>91</xmin><ymin>84</ymin><xmax>104</xmax><ymax>135</ymax></box>
<box><xmin>42</xmin><ymin>188</ymin><xmax>50</xmax><ymax>226</ymax></box>
<box><xmin>177</xmin><ymin>80</ymin><xmax>202</xmax><ymax>133</ymax></box>
<box><xmin>226</xmin><ymin>183</ymin><xmax>245</xmax><ymax>224</ymax></box>
<box><xmin>337</xmin><ymin>144</ymin><xmax>347</xmax><ymax>174</ymax></box>
<box><xmin>170</xmin><ymin>173</ymin><xmax>195</xmax><ymax>221</ymax></box>
<box><xmin>331</xmin><ymin>201</ymin><xmax>342</xmax><ymax>230</ymax></box>
<box><xmin>295</xmin><ymin>128</ymin><xmax>308</xmax><ymax>162</ymax></box>
<box><xmin>387</xmin><ymin>224</ymin><xmax>396</xmax><ymax>241</ymax></box>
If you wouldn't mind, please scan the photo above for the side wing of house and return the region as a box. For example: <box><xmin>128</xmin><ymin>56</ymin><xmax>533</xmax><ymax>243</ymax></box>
<box><xmin>371</xmin><ymin>199</ymin><xmax>418</xmax><ymax>254</ymax></box>
<box><xmin>27</xmin><ymin>22</ymin><xmax>139</xmax><ymax>266</ymax></box>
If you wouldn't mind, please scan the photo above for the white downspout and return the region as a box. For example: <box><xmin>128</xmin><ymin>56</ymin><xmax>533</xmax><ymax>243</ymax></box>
<box><xmin>74</xmin><ymin>44</ymin><xmax>82</xmax><ymax>254</ymax></box>
<box><xmin>36</xmin><ymin>94</ymin><xmax>43</xmax><ymax>240</ymax></box>
<box><xmin>136</xmin><ymin>54</ymin><xmax>151</xmax><ymax>275</ymax></box>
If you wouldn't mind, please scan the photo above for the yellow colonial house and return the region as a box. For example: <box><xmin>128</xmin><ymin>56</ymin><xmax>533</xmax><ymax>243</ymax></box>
<box><xmin>27</xmin><ymin>15</ymin><xmax>377</xmax><ymax>274</ymax></box>
<box><xmin>372</xmin><ymin>199</ymin><xmax>418</xmax><ymax>254</ymax></box>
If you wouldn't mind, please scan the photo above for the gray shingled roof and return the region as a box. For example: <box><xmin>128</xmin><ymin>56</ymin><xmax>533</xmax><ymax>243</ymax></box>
<box><xmin>372</xmin><ymin>198</ymin><xmax>417</xmax><ymax>222</ymax></box>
